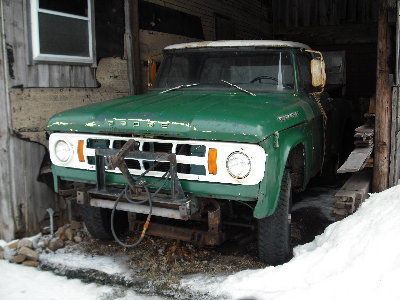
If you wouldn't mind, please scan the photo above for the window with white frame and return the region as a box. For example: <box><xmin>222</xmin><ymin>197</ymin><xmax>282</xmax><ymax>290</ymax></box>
<box><xmin>30</xmin><ymin>0</ymin><xmax>94</xmax><ymax>64</ymax></box>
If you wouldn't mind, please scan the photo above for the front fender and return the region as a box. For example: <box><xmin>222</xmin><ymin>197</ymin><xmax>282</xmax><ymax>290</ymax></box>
<box><xmin>254</xmin><ymin>122</ymin><xmax>313</xmax><ymax>218</ymax></box>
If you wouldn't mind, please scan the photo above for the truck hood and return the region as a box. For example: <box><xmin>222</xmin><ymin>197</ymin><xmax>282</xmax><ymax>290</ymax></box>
<box><xmin>48</xmin><ymin>91</ymin><xmax>314</xmax><ymax>143</ymax></box>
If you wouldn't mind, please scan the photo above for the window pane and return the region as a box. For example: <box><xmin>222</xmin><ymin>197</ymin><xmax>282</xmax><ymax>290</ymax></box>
<box><xmin>39</xmin><ymin>13</ymin><xmax>89</xmax><ymax>57</ymax></box>
<box><xmin>39</xmin><ymin>0</ymin><xmax>88</xmax><ymax>17</ymax></box>
<box><xmin>154</xmin><ymin>50</ymin><xmax>294</xmax><ymax>93</ymax></box>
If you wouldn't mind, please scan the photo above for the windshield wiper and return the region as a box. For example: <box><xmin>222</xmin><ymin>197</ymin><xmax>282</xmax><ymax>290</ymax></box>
<box><xmin>220</xmin><ymin>80</ymin><xmax>256</xmax><ymax>97</ymax></box>
<box><xmin>159</xmin><ymin>83</ymin><xmax>199</xmax><ymax>94</ymax></box>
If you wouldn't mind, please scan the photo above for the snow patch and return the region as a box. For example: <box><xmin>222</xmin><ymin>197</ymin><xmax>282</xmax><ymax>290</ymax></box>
<box><xmin>40</xmin><ymin>248</ymin><xmax>132</xmax><ymax>278</ymax></box>
<box><xmin>181</xmin><ymin>185</ymin><xmax>400</xmax><ymax>300</ymax></box>
<box><xmin>0</xmin><ymin>260</ymin><xmax>164</xmax><ymax>300</ymax></box>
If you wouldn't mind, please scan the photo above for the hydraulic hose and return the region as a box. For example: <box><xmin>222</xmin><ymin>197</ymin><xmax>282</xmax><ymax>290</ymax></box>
<box><xmin>110</xmin><ymin>161</ymin><xmax>171</xmax><ymax>248</ymax></box>
<box><xmin>110</xmin><ymin>184</ymin><xmax>152</xmax><ymax>248</ymax></box>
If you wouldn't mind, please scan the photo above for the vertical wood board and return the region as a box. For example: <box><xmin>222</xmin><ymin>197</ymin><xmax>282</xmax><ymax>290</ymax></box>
<box><xmin>0</xmin><ymin>0</ymin><xmax>16</xmax><ymax>240</ymax></box>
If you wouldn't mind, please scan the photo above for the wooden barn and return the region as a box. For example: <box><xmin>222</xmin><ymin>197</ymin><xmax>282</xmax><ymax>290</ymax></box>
<box><xmin>0</xmin><ymin>0</ymin><xmax>398</xmax><ymax>240</ymax></box>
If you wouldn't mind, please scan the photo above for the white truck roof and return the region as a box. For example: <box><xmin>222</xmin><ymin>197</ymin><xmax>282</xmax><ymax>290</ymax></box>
<box><xmin>164</xmin><ymin>40</ymin><xmax>311</xmax><ymax>50</ymax></box>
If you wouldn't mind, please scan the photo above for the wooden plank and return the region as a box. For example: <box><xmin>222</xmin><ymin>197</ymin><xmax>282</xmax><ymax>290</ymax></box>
<box><xmin>389</xmin><ymin>87</ymin><xmax>399</xmax><ymax>186</ymax></box>
<box><xmin>0</xmin><ymin>0</ymin><xmax>16</xmax><ymax>240</ymax></box>
<box><xmin>124</xmin><ymin>0</ymin><xmax>134</xmax><ymax>95</ymax></box>
<box><xmin>373</xmin><ymin>0</ymin><xmax>393</xmax><ymax>192</ymax></box>
<box><xmin>395</xmin><ymin>130</ymin><xmax>400</xmax><ymax>185</ymax></box>
<box><xmin>355</xmin><ymin>124</ymin><xmax>375</xmax><ymax>134</ymax></box>
<box><xmin>337</xmin><ymin>145</ymin><xmax>373</xmax><ymax>173</ymax></box>
<box><xmin>131</xmin><ymin>0</ymin><xmax>142</xmax><ymax>94</ymax></box>
<box><xmin>47</xmin><ymin>65</ymin><xmax>60</xmax><ymax>87</ymax></box>
<box><xmin>37</xmin><ymin>64</ymin><xmax>50</xmax><ymax>87</ymax></box>
<box><xmin>6</xmin><ymin>0</ymin><xmax>27</xmax><ymax>87</ymax></box>
<box><xmin>334</xmin><ymin>169</ymin><xmax>372</xmax><ymax>220</ymax></box>
<box><xmin>9</xmin><ymin>136</ymin><xmax>55</xmax><ymax>236</ymax></box>
<box><xmin>70</xmin><ymin>66</ymin><xmax>83</xmax><ymax>87</ymax></box>
<box><xmin>8</xmin><ymin>136</ymin><xmax>25</xmax><ymax>236</ymax></box>
<box><xmin>354</xmin><ymin>125</ymin><xmax>374</xmax><ymax>147</ymax></box>
<box><xmin>397</xmin><ymin>0</ymin><xmax>400</xmax><ymax>85</ymax></box>
<box><xmin>390</xmin><ymin>1</ymin><xmax>400</xmax><ymax>186</ymax></box>
<box><xmin>82</xmin><ymin>66</ymin><xmax>96</xmax><ymax>88</ymax></box>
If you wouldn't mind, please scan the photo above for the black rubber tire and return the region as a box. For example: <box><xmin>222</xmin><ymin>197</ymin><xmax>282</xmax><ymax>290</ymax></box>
<box><xmin>258</xmin><ymin>168</ymin><xmax>293</xmax><ymax>265</ymax></box>
<box><xmin>83</xmin><ymin>205</ymin><xmax>113</xmax><ymax>240</ymax></box>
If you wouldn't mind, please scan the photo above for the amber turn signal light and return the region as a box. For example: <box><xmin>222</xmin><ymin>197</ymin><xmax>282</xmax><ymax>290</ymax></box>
<box><xmin>208</xmin><ymin>148</ymin><xmax>217</xmax><ymax>175</ymax></box>
<box><xmin>77</xmin><ymin>140</ymin><xmax>85</xmax><ymax>162</ymax></box>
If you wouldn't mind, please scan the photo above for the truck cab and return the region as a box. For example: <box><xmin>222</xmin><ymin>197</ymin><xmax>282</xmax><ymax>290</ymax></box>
<box><xmin>48</xmin><ymin>40</ymin><xmax>338</xmax><ymax>265</ymax></box>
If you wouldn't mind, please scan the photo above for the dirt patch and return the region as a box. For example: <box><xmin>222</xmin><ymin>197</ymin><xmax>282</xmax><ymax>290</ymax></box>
<box><xmin>78</xmin><ymin>234</ymin><xmax>264</xmax><ymax>297</ymax></box>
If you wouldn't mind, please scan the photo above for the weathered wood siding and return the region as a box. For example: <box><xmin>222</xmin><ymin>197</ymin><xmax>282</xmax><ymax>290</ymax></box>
<box><xmin>8</xmin><ymin>137</ymin><xmax>55</xmax><ymax>237</ymax></box>
<box><xmin>11</xmin><ymin>57</ymin><xmax>130</xmax><ymax>146</ymax></box>
<box><xmin>2</xmin><ymin>0</ymin><xmax>97</xmax><ymax>88</ymax></box>
<box><xmin>1</xmin><ymin>1</ymin><xmax>54</xmax><ymax>240</ymax></box>
<box><xmin>273</xmin><ymin>0</ymin><xmax>378</xmax><ymax>31</ymax></box>
<box><xmin>0</xmin><ymin>1</ymin><xmax>15</xmax><ymax>240</ymax></box>
<box><xmin>145</xmin><ymin>0</ymin><xmax>272</xmax><ymax>40</ymax></box>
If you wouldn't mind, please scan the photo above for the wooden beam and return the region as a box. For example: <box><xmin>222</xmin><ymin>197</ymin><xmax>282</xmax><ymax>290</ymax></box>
<box><xmin>373</xmin><ymin>0</ymin><xmax>393</xmax><ymax>192</ymax></box>
<box><xmin>389</xmin><ymin>1</ymin><xmax>400</xmax><ymax>186</ymax></box>
<box><xmin>130</xmin><ymin>0</ymin><xmax>142</xmax><ymax>95</ymax></box>
<box><xmin>334</xmin><ymin>169</ymin><xmax>372</xmax><ymax>220</ymax></box>
<box><xmin>337</xmin><ymin>146</ymin><xmax>373</xmax><ymax>174</ymax></box>
<box><xmin>124</xmin><ymin>0</ymin><xmax>142</xmax><ymax>95</ymax></box>
<box><xmin>0</xmin><ymin>1</ymin><xmax>16</xmax><ymax>240</ymax></box>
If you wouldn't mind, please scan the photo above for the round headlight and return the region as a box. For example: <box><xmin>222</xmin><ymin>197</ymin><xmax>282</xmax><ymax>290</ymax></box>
<box><xmin>226</xmin><ymin>151</ymin><xmax>251</xmax><ymax>179</ymax></box>
<box><xmin>55</xmin><ymin>140</ymin><xmax>72</xmax><ymax>162</ymax></box>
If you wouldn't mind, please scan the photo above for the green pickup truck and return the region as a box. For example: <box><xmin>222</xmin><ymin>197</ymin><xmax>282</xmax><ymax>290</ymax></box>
<box><xmin>48</xmin><ymin>40</ymin><xmax>347</xmax><ymax>265</ymax></box>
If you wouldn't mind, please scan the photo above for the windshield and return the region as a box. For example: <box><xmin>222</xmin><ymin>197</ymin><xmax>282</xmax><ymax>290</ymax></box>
<box><xmin>153</xmin><ymin>49</ymin><xmax>294</xmax><ymax>93</ymax></box>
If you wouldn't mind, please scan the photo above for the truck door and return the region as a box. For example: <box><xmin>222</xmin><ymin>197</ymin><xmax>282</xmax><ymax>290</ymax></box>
<box><xmin>297</xmin><ymin>52</ymin><xmax>324</xmax><ymax>176</ymax></box>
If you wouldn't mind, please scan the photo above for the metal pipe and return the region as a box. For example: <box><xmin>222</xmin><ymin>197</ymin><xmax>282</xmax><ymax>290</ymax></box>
<box><xmin>46</xmin><ymin>208</ymin><xmax>55</xmax><ymax>236</ymax></box>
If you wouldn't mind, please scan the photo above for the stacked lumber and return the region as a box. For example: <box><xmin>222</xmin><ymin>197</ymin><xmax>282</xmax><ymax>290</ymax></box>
<box><xmin>354</xmin><ymin>125</ymin><xmax>374</xmax><ymax>147</ymax></box>
<box><xmin>337</xmin><ymin>125</ymin><xmax>374</xmax><ymax>174</ymax></box>
<box><xmin>334</xmin><ymin>169</ymin><xmax>371</xmax><ymax>220</ymax></box>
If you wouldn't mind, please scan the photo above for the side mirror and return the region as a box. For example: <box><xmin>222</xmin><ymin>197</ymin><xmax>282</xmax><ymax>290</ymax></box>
<box><xmin>147</xmin><ymin>53</ymin><xmax>163</xmax><ymax>88</ymax></box>
<box><xmin>310</xmin><ymin>58</ymin><xmax>326</xmax><ymax>88</ymax></box>
<box><xmin>147</xmin><ymin>59</ymin><xmax>157</xmax><ymax>87</ymax></box>
<box><xmin>304</xmin><ymin>49</ymin><xmax>326</xmax><ymax>91</ymax></box>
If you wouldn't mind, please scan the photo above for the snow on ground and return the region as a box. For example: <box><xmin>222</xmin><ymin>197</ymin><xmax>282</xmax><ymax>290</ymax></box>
<box><xmin>40</xmin><ymin>247</ymin><xmax>132</xmax><ymax>278</ymax></box>
<box><xmin>0</xmin><ymin>260</ymin><xmax>164</xmax><ymax>300</ymax></box>
<box><xmin>181</xmin><ymin>185</ymin><xmax>400</xmax><ymax>300</ymax></box>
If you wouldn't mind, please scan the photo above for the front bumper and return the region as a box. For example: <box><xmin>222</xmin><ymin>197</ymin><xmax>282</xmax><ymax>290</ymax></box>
<box><xmin>52</xmin><ymin>165</ymin><xmax>260</xmax><ymax>201</ymax></box>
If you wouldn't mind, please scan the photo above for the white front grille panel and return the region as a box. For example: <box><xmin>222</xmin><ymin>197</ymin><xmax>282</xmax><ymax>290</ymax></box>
<box><xmin>49</xmin><ymin>133</ymin><xmax>266</xmax><ymax>185</ymax></box>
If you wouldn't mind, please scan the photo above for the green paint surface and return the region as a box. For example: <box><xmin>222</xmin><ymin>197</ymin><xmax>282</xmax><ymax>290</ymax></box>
<box><xmin>48</xmin><ymin>91</ymin><xmax>316</xmax><ymax>143</ymax></box>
